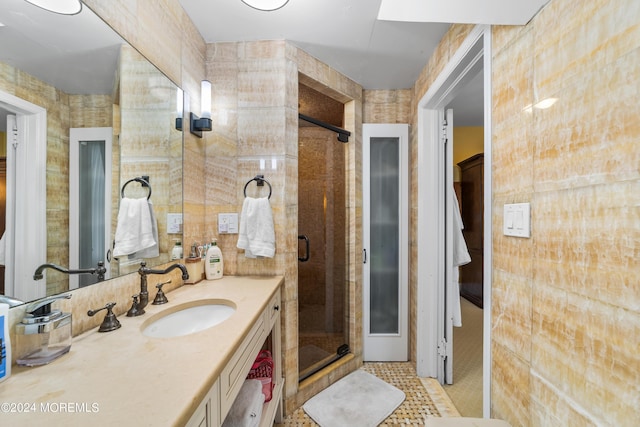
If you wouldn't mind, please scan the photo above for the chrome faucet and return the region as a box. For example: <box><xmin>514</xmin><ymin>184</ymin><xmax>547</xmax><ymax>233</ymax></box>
<box><xmin>33</xmin><ymin>261</ymin><xmax>107</xmax><ymax>281</ymax></box>
<box><xmin>136</xmin><ymin>261</ymin><xmax>189</xmax><ymax>313</ymax></box>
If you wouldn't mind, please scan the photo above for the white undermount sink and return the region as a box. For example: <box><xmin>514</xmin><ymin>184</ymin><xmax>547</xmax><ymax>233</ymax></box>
<box><xmin>142</xmin><ymin>301</ymin><xmax>236</xmax><ymax>338</ymax></box>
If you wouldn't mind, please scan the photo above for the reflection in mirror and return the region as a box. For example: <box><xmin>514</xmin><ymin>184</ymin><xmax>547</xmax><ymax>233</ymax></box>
<box><xmin>0</xmin><ymin>0</ymin><xmax>183</xmax><ymax>306</ymax></box>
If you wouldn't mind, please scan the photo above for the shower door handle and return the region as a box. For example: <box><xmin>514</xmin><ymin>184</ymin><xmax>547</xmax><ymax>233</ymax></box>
<box><xmin>298</xmin><ymin>235</ymin><xmax>310</xmax><ymax>262</ymax></box>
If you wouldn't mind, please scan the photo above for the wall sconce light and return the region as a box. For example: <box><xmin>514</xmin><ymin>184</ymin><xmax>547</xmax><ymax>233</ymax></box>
<box><xmin>241</xmin><ymin>0</ymin><xmax>289</xmax><ymax>11</ymax></box>
<box><xmin>190</xmin><ymin>80</ymin><xmax>212</xmax><ymax>138</ymax></box>
<box><xmin>175</xmin><ymin>88</ymin><xmax>183</xmax><ymax>131</ymax></box>
<box><xmin>24</xmin><ymin>0</ymin><xmax>82</xmax><ymax>15</ymax></box>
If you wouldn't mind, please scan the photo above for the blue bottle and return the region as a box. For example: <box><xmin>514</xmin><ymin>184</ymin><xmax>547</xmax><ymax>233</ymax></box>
<box><xmin>0</xmin><ymin>303</ymin><xmax>11</xmax><ymax>382</ymax></box>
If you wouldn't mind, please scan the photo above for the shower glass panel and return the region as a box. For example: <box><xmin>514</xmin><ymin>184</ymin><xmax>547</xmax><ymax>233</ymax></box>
<box><xmin>298</xmin><ymin>125</ymin><xmax>348</xmax><ymax>381</ymax></box>
<box><xmin>369</xmin><ymin>137</ymin><xmax>400</xmax><ymax>334</ymax></box>
<box><xmin>78</xmin><ymin>141</ymin><xmax>106</xmax><ymax>287</ymax></box>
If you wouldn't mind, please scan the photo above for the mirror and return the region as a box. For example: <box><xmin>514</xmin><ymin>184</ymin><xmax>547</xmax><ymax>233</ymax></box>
<box><xmin>0</xmin><ymin>0</ymin><xmax>183</xmax><ymax>305</ymax></box>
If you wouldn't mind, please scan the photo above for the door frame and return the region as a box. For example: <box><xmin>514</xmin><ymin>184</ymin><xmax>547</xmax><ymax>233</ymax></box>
<box><xmin>1</xmin><ymin>91</ymin><xmax>47</xmax><ymax>302</ymax></box>
<box><xmin>362</xmin><ymin>123</ymin><xmax>409</xmax><ymax>361</ymax></box>
<box><xmin>69</xmin><ymin>127</ymin><xmax>113</xmax><ymax>289</ymax></box>
<box><xmin>415</xmin><ymin>24</ymin><xmax>493</xmax><ymax>417</ymax></box>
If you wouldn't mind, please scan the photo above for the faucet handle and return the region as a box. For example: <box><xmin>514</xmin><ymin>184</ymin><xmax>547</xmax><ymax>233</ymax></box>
<box><xmin>126</xmin><ymin>294</ymin><xmax>144</xmax><ymax>317</ymax></box>
<box><xmin>152</xmin><ymin>280</ymin><xmax>171</xmax><ymax>305</ymax></box>
<box><xmin>87</xmin><ymin>302</ymin><xmax>121</xmax><ymax>332</ymax></box>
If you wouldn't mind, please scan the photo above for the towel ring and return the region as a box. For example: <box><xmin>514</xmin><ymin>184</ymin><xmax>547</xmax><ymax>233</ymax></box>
<box><xmin>121</xmin><ymin>177</ymin><xmax>152</xmax><ymax>200</ymax></box>
<box><xmin>243</xmin><ymin>175</ymin><xmax>272</xmax><ymax>199</ymax></box>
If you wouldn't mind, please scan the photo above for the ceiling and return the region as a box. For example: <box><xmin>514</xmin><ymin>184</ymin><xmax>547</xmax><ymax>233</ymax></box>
<box><xmin>179</xmin><ymin>0</ymin><xmax>549</xmax><ymax>125</ymax></box>
<box><xmin>0</xmin><ymin>0</ymin><xmax>549</xmax><ymax>129</ymax></box>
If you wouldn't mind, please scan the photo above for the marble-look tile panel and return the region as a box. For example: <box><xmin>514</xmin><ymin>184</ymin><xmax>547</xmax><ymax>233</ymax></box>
<box><xmin>205</xmin><ymin>154</ymin><xmax>239</xmax><ymax>206</ymax></box>
<box><xmin>238</xmin><ymin>57</ymin><xmax>288</xmax><ymax>108</ymax></box>
<box><xmin>284</xmin><ymin>106</ymin><xmax>299</xmax><ymax>159</ymax></box>
<box><xmin>208</xmin><ymin>60</ymin><xmax>240</xmax><ymax>111</ymax></box>
<box><xmin>533</xmin><ymin>0</ymin><xmax>639</xmax><ymax>102</ymax></box>
<box><xmin>491</xmin><ymin>269</ymin><xmax>532</xmax><ymax>362</ymax></box>
<box><xmin>363</xmin><ymin>89</ymin><xmax>412</xmax><ymax>124</ymax></box>
<box><xmin>531</xmin><ymin>285</ymin><xmax>640</xmax><ymax>425</ymax></box>
<box><xmin>529</xmin><ymin>371</ymin><xmax>599</xmax><ymax>427</ymax></box>
<box><xmin>83</xmin><ymin>0</ymin><xmax>139</xmax><ymax>51</ymax></box>
<box><xmin>533</xmin><ymin>182</ymin><xmax>640</xmax><ymax>311</ymax></box>
<box><xmin>239</xmin><ymin>40</ymin><xmax>287</xmax><ymax>60</ymax></box>
<box><xmin>237</xmin><ymin>108</ymin><xmax>288</xmax><ymax>156</ymax></box>
<box><xmin>132</xmin><ymin>0</ymin><xmax>183</xmax><ymax>85</ymax></box>
<box><xmin>533</xmin><ymin>51</ymin><xmax>640</xmax><ymax>193</ymax></box>
<box><xmin>206</xmin><ymin>42</ymin><xmax>239</xmax><ymax>63</ymax></box>
<box><xmin>491</xmin><ymin>342</ymin><xmax>531</xmax><ymax>426</ymax></box>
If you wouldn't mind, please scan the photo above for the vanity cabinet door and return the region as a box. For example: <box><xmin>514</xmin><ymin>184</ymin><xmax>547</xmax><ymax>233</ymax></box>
<box><xmin>219</xmin><ymin>312</ymin><xmax>266</xmax><ymax>417</ymax></box>
<box><xmin>186</xmin><ymin>379</ymin><xmax>220</xmax><ymax>427</ymax></box>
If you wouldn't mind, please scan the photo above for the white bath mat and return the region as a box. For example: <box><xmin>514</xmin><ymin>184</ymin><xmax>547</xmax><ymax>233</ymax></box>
<box><xmin>303</xmin><ymin>370</ymin><xmax>405</xmax><ymax>427</ymax></box>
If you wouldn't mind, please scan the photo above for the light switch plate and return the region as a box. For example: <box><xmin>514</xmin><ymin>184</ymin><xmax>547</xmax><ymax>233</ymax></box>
<box><xmin>218</xmin><ymin>213</ymin><xmax>238</xmax><ymax>234</ymax></box>
<box><xmin>503</xmin><ymin>203</ymin><xmax>531</xmax><ymax>238</ymax></box>
<box><xmin>167</xmin><ymin>213</ymin><xmax>183</xmax><ymax>233</ymax></box>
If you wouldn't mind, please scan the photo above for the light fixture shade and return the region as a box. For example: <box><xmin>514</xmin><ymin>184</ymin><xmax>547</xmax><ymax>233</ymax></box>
<box><xmin>176</xmin><ymin>88</ymin><xmax>184</xmax><ymax>116</ymax></box>
<box><xmin>24</xmin><ymin>0</ymin><xmax>82</xmax><ymax>15</ymax></box>
<box><xmin>200</xmin><ymin>80</ymin><xmax>212</xmax><ymax>120</ymax></box>
<box><xmin>240</xmin><ymin>0</ymin><xmax>289</xmax><ymax>11</ymax></box>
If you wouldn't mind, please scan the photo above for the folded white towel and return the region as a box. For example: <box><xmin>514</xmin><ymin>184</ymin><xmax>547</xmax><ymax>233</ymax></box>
<box><xmin>113</xmin><ymin>198</ymin><xmax>157</xmax><ymax>258</ymax></box>
<box><xmin>222</xmin><ymin>379</ymin><xmax>264</xmax><ymax>427</ymax></box>
<box><xmin>129</xmin><ymin>201</ymin><xmax>159</xmax><ymax>259</ymax></box>
<box><xmin>237</xmin><ymin>197</ymin><xmax>275</xmax><ymax>258</ymax></box>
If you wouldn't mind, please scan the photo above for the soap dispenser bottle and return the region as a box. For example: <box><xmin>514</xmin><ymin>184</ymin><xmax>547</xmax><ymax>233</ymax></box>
<box><xmin>15</xmin><ymin>293</ymin><xmax>72</xmax><ymax>366</ymax></box>
<box><xmin>205</xmin><ymin>239</ymin><xmax>223</xmax><ymax>280</ymax></box>
<box><xmin>171</xmin><ymin>240</ymin><xmax>183</xmax><ymax>260</ymax></box>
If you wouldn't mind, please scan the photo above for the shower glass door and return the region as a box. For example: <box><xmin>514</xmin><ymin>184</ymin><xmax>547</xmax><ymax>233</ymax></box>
<box><xmin>298</xmin><ymin>124</ymin><xmax>348</xmax><ymax>381</ymax></box>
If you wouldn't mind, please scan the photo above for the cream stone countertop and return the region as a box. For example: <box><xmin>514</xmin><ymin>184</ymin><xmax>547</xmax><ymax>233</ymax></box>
<box><xmin>0</xmin><ymin>275</ymin><xmax>283</xmax><ymax>427</ymax></box>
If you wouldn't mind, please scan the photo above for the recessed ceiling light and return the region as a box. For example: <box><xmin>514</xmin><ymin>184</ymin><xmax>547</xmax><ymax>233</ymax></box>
<box><xmin>240</xmin><ymin>0</ymin><xmax>289</xmax><ymax>11</ymax></box>
<box><xmin>24</xmin><ymin>0</ymin><xmax>82</xmax><ymax>15</ymax></box>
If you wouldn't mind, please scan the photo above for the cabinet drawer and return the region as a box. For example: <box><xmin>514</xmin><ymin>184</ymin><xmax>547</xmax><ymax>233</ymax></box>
<box><xmin>219</xmin><ymin>312</ymin><xmax>266</xmax><ymax>417</ymax></box>
<box><xmin>266</xmin><ymin>291</ymin><xmax>281</xmax><ymax>328</ymax></box>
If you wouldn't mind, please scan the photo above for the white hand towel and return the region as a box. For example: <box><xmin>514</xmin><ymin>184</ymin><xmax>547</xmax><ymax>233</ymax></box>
<box><xmin>222</xmin><ymin>379</ymin><xmax>264</xmax><ymax>427</ymax></box>
<box><xmin>237</xmin><ymin>197</ymin><xmax>276</xmax><ymax>258</ymax></box>
<box><xmin>129</xmin><ymin>201</ymin><xmax>159</xmax><ymax>259</ymax></box>
<box><xmin>113</xmin><ymin>198</ymin><xmax>157</xmax><ymax>257</ymax></box>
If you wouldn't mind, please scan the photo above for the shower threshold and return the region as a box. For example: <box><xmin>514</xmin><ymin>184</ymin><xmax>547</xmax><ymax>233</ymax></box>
<box><xmin>299</xmin><ymin>344</ymin><xmax>350</xmax><ymax>382</ymax></box>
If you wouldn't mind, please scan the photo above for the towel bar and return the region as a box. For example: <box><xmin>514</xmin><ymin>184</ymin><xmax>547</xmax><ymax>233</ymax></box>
<box><xmin>121</xmin><ymin>177</ymin><xmax>152</xmax><ymax>200</ymax></box>
<box><xmin>243</xmin><ymin>175</ymin><xmax>272</xmax><ymax>199</ymax></box>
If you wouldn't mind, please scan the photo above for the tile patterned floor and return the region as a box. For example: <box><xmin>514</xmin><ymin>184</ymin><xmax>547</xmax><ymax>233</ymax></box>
<box><xmin>280</xmin><ymin>362</ymin><xmax>460</xmax><ymax>426</ymax></box>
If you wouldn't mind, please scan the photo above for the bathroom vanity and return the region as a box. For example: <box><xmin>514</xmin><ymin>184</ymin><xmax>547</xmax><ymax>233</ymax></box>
<box><xmin>0</xmin><ymin>275</ymin><xmax>283</xmax><ymax>427</ymax></box>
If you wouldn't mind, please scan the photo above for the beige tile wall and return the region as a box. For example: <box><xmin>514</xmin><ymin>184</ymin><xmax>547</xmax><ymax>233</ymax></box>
<box><xmin>204</xmin><ymin>40</ymin><xmax>363</xmax><ymax>415</ymax></box>
<box><xmin>409</xmin><ymin>0</ymin><xmax>640</xmax><ymax>424</ymax></box>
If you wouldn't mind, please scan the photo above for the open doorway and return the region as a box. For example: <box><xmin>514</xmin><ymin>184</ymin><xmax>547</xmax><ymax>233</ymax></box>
<box><xmin>415</xmin><ymin>25</ymin><xmax>492</xmax><ymax>418</ymax></box>
<box><xmin>0</xmin><ymin>92</ymin><xmax>47</xmax><ymax>303</ymax></box>
<box><xmin>443</xmin><ymin>68</ymin><xmax>485</xmax><ymax>417</ymax></box>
